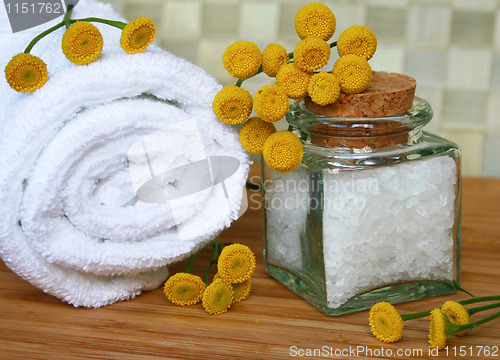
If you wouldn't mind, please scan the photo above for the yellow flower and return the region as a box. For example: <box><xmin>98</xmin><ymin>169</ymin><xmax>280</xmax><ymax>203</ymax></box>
<box><xmin>223</xmin><ymin>41</ymin><xmax>262</xmax><ymax>79</ymax></box>
<box><xmin>61</xmin><ymin>21</ymin><xmax>103</xmax><ymax>65</ymax></box>
<box><xmin>263</xmin><ymin>131</ymin><xmax>303</xmax><ymax>173</ymax></box>
<box><xmin>294</xmin><ymin>37</ymin><xmax>331</xmax><ymax>73</ymax></box>
<box><xmin>202</xmin><ymin>279</ymin><xmax>233</xmax><ymax>315</ymax></box>
<box><xmin>253</xmin><ymin>84</ymin><xmax>289</xmax><ymax>123</ymax></box>
<box><xmin>120</xmin><ymin>17</ymin><xmax>156</xmax><ymax>54</ymax></box>
<box><xmin>232</xmin><ymin>279</ymin><xmax>251</xmax><ymax>304</ymax></box>
<box><xmin>213</xmin><ymin>273</ymin><xmax>252</xmax><ymax>304</ymax></box>
<box><xmin>276</xmin><ymin>63</ymin><xmax>312</xmax><ymax>99</ymax></box>
<box><xmin>262</xmin><ymin>43</ymin><xmax>289</xmax><ymax>77</ymax></box>
<box><xmin>212</xmin><ymin>86</ymin><xmax>253</xmax><ymax>125</ymax></box>
<box><xmin>442</xmin><ymin>301</ymin><xmax>470</xmax><ymax>336</ymax></box>
<box><xmin>307</xmin><ymin>72</ymin><xmax>340</xmax><ymax>106</ymax></box>
<box><xmin>294</xmin><ymin>2</ymin><xmax>336</xmax><ymax>41</ymax></box>
<box><xmin>4</xmin><ymin>53</ymin><xmax>48</xmax><ymax>93</ymax></box>
<box><xmin>429</xmin><ymin>309</ymin><xmax>449</xmax><ymax>350</ymax></box>
<box><xmin>217</xmin><ymin>243</ymin><xmax>256</xmax><ymax>284</ymax></box>
<box><xmin>163</xmin><ymin>272</ymin><xmax>206</xmax><ymax>306</ymax></box>
<box><xmin>332</xmin><ymin>54</ymin><xmax>372</xmax><ymax>94</ymax></box>
<box><xmin>337</xmin><ymin>25</ymin><xmax>377</xmax><ymax>61</ymax></box>
<box><xmin>240</xmin><ymin>117</ymin><xmax>277</xmax><ymax>155</ymax></box>
<box><xmin>369</xmin><ymin>302</ymin><xmax>404</xmax><ymax>343</ymax></box>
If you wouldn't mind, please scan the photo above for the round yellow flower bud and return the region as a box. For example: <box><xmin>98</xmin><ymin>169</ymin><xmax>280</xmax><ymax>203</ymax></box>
<box><xmin>240</xmin><ymin>117</ymin><xmax>277</xmax><ymax>155</ymax></box>
<box><xmin>307</xmin><ymin>72</ymin><xmax>340</xmax><ymax>106</ymax></box>
<box><xmin>163</xmin><ymin>273</ymin><xmax>206</xmax><ymax>306</ymax></box>
<box><xmin>223</xmin><ymin>41</ymin><xmax>262</xmax><ymax>79</ymax></box>
<box><xmin>262</xmin><ymin>43</ymin><xmax>289</xmax><ymax>77</ymax></box>
<box><xmin>212</xmin><ymin>86</ymin><xmax>253</xmax><ymax>125</ymax></box>
<box><xmin>295</xmin><ymin>2</ymin><xmax>336</xmax><ymax>41</ymax></box>
<box><xmin>332</xmin><ymin>54</ymin><xmax>372</xmax><ymax>94</ymax></box>
<box><xmin>253</xmin><ymin>85</ymin><xmax>289</xmax><ymax>123</ymax></box>
<box><xmin>202</xmin><ymin>279</ymin><xmax>233</xmax><ymax>315</ymax></box>
<box><xmin>62</xmin><ymin>21</ymin><xmax>103</xmax><ymax>65</ymax></box>
<box><xmin>263</xmin><ymin>131</ymin><xmax>303</xmax><ymax>173</ymax></box>
<box><xmin>4</xmin><ymin>53</ymin><xmax>48</xmax><ymax>93</ymax></box>
<box><xmin>276</xmin><ymin>63</ymin><xmax>312</xmax><ymax>99</ymax></box>
<box><xmin>337</xmin><ymin>25</ymin><xmax>377</xmax><ymax>61</ymax></box>
<box><xmin>120</xmin><ymin>17</ymin><xmax>156</xmax><ymax>54</ymax></box>
<box><xmin>294</xmin><ymin>37</ymin><xmax>331</xmax><ymax>73</ymax></box>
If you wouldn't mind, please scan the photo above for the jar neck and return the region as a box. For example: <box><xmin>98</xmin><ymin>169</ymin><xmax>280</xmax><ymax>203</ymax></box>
<box><xmin>287</xmin><ymin>98</ymin><xmax>432</xmax><ymax>150</ymax></box>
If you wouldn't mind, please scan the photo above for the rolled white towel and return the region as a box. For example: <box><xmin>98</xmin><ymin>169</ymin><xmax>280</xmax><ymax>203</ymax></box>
<box><xmin>0</xmin><ymin>0</ymin><xmax>249</xmax><ymax>307</ymax></box>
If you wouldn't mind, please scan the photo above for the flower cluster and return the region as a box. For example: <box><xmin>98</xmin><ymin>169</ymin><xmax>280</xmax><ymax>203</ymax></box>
<box><xmin>163</xmin><ymin>241</ymin><xmax>256</xmax><ymax>316</ymax></box>
<box><xmin>212</xmin><ymin>2</ymin><xmax>377</xmax><ymax>173</ymax></box>
<box><xmin>4</xmin><ymin>5</ymin><xmax>155</xmax><ymax>93</ymax></box>
<box><xmin>369</xmin><ymin>287</ymin><xmax>500</xmax><ymax>351</ymax></box>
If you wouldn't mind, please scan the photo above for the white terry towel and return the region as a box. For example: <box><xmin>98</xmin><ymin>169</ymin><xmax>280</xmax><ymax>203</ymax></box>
<box><xmin>0</xmin><ymin>0</ymin><xmax>249</xmax><ymax>307</ymax></box>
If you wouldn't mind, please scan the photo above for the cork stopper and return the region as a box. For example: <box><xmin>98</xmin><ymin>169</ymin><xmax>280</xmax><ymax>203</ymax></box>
<box><xmin>303</xmin><ymin>71</ymin><xmax>417</xmax><ymax>149</ymax></box>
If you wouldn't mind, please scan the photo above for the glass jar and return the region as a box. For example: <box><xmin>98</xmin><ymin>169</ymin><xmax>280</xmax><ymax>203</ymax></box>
<box><xmin>262</xmin><ymin>97</ymin><xmax>461</xmax><ymax>316</ymax></box>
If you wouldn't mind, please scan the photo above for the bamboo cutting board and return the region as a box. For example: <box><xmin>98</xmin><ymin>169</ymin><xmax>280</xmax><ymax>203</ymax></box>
<box><xmin>0</xmin><ymin>166</ymin><xmax>499</xmax><ymax>360</ymax></box>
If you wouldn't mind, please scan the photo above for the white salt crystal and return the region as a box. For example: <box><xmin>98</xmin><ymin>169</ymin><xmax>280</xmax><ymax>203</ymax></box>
<box><xmin>265</xmin><ymin>168</ymin><xmax>308</xmax><ymax>270</ymax></box>
<box><xmin>323</xmin><ymin>156</ymin><xmax>457</xmax><ymax>308</ymax></box>
<box><xmin>265</xmin><ymin>155</ymin><xmax>457</xmax><ymax>310</ymax></box>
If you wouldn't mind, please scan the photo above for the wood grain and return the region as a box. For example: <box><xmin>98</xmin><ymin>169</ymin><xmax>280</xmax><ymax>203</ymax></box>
<box><xmin>1</xmin><ymin>167</ymin><xmax>499</xmax><ymax>360</ymax></box>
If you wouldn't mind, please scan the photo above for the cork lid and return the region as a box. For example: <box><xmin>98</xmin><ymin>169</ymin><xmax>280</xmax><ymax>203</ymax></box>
<box><xmin>295</xmin><ymin>71</ymin><xmax>421</xmax><ymax>149</ymax></box>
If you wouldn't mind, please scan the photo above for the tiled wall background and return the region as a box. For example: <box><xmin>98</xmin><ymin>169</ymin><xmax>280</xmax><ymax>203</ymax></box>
<box><xmin>109</xmin><ymin>1</ymin><xmax>500</xmax><ymax>176</ymax></box>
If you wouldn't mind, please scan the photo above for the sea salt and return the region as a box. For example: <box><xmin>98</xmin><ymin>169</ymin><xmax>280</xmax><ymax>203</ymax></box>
<box><xmin>265</xmin><ymin>156</ymin><xmax>457</xmax><ymax>309</ymax></box>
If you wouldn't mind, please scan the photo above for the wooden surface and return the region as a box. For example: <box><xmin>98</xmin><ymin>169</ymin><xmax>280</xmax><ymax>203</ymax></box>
<box><xmin>1</xmin><ymin>168</ymin><xmax>500</xmax><ymax>360</ymax></box>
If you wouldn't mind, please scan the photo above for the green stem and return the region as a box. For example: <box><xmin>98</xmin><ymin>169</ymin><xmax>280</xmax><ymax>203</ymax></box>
<box><xmin>454</xmin><ymin>280</ymin><xmax>475</xmax><ymax>297</ymax></box>
<box><xmin>64</xmin><ymin>4</ymin><xmax>74</xmax><ymax>29</ymax></box>
<box><xmin>401</xmin><ymin>310</ymin><xmax>432</xmax><ymax>321</ymax></box>
<box><xmin>72</xmin><ymin>17</ymin><xmax>127</xmax><ymax>29</ymax></box>
<box><xmin>184</xmin><ymin>238</ymin><xmax>220</xmax><ymax>273</ymax></box>
<box><xmin>24</xmin><ymin>21</ymin><xmax>65</xmax><ymax>53</ymax></box>
<box><xmin>234</xmin><ymin>66</ymin><xmax>263</xmax><ymax>87</ymax></box>
<box><xmin>468</xmin><ymin>302</ymin><xmax>500</xmax><ymax>316</ymax></box>
<box><xmin>203</xmin><ymin>240</ymin><xmax>221</xmax><ymax>285</ymax></box>
<box><xmin>24</xmin><ymin>16</ymin><xmax>127</xmax><ymax>53</ymax></box>
<box><xmin>459</xmin><ymin>296</ymin><xmax>500</xmax><ymax>306</ymax></box>
<box><xmin>245</xmin><ymin>181</ymin><xmax>260</xmax><ymax>191</ymax></box>
<box><xmin>400</xmin><ymin>297</ymin><xmax>500</xmax><ymax>321</ymax></box>
<box><xmin>457</xmin><ymin>310</ymin><xmax>500</xmax><ymax>332</ymax></box>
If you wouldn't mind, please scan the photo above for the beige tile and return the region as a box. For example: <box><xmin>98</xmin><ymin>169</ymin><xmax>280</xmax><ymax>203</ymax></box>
<box><xmin>442</xmin><ymin>90</ymin><xmax>487</xmax><ymax>130</ymax></box>
<box><xmin>278</xmin><ymin>0</ymin><xmax>303</xmax><ymax>41</ymax></box>
<box><xmin>202</xmin><ymin>0</ymin><xmax>239</xmax><ymax>38</ymax></box>
<box><xmin>447</xmin><ymin>47</ymin><xmax>493</xmax><ymax>91</ymax></box>
<box><xmin>160</xmin><ymin>0</ymin><xmax>201</xmax><ymax>41</ymax></box>
<box><xmin>404</xmin><ymin>50</ymin><xmax>448</xmax><ymax>87</ymax></box>
<box><xmin>451</xmin><ymin>10</ymin><xmax>495</xmax><ymax>47</ymax></box>
<box><xmin>326</xmin><ymin>2</ymin><xmax>366</xmax><ymax>36</ymax></box>
<box><xmin>239</xmin><ymin>1</ymin><xmax>280</xmax><ymax>42</ymax></box>
<box><xmin>366</xmin><ymin>6</ymin><xmax>408</xmax><ymax>44</ymax></box>
<box><xmin>197</xmin><ymin>38</ymin><xmax>232</xmax><ymax>81</ymax></box>
<box><xmin>441</xmin><ymin>129</ymin><xmax>485</xmax><ymax>176</ymax></box>
<box><xmin>407</xmin><ymin>3</ymin><xmax>451</xmax><ymax>50</ymax></box>
<box><xmin>123</xmin><ymin>0</ymin><xmax>163</xmax><ymax>25</ymax></box>
<box><xmin>416</xmin><ymin>87</ymin><xmax>444</xmax><ymax>134</ymax></box>
<box><xmin>161</xmin><ymin>40</ymin><xmax>199</xmax><ymax>65</ymax></box>
<box><xmin>453</xmin><ymin>0</ymin><xmax>497</xmax><ymax>11</ymax></box>
<box><xmin>482</xmin><ymin>135</ymin><xmax>500</xmax><ymax>177</ymax></box>
<box><xmin>369</xmin><ymin>44</ymin><xmax>405</xmax><ymax>73</ymax></box>
<box><xmin>486</xmin><ymin>91</ymin><xmax>500</xmax><ymax>134</ymax></box>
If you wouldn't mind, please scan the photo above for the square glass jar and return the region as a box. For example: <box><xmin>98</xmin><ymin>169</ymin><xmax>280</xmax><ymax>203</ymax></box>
<box><xmin>262</xmin><ymin>98</ymin><xmax>461</xmax><ymax>316</ymax></box>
